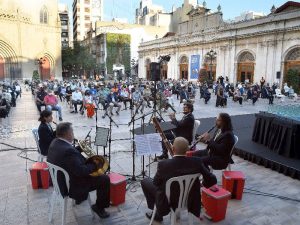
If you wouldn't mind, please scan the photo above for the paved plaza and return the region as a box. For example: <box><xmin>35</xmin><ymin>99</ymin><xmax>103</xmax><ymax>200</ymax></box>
<box><xmin>0</xmin><ymin>87</ymin><xmax>300</xmax><ymax>225</ymax></box>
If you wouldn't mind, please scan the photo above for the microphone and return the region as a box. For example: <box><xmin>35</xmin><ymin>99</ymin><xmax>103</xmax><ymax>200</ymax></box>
<box><xmin>190</xmin><ymin>125</ymin><xmax>216</xmax><ymax>150</ymax></box>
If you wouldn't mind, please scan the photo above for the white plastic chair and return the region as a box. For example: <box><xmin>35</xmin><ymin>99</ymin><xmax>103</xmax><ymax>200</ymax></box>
<box><xmin>226</xmin><ymin>135</ymin><xmax>239</xmax><ymax>171</ymax></box>
<box><xmin>275</xmin><ymin>89</ymin><xmax>285</xmax><ymax>101</ymax></box>
<box><xmin>149</xmin><ymin>173</ymin><xmax>200</xmax><ymax>225</ymax></box>
<box><xmin>192</xmin><ymin>120</ymin><xmax>201</xmax><ymax>144</ymax></box>
<box><xmin>31</xmin><ymin>128</ymin><xmax>46</xmax><ymax>162</ymax></box>
<box><xmin>47</xmin><ymin>162</ymin><xmax>94</xmax><ymax>225</ymax></box>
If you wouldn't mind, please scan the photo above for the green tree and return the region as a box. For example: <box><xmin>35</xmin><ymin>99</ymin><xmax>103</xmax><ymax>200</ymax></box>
<box><xmin>62</xmin><ymin>42</ymin><xmax>96</xmax><ymax>78</ymax></box>
<box><xmin>286</xmin><ymin>69</ymin><xmax>300</xmax><ymax>93</ymax></box>
<box><xmin>106</xmin><ymin>33</ymin><xmax>131</xmax><ymax>74</ymax></box>
<box><xmin>32</xmin><ymin>70</ymin><xmax>40</xmax><ymax>80</ymax></box>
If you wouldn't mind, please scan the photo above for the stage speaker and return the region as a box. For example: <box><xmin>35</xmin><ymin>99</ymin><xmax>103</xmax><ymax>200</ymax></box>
<box><xmin>276</xmin><ymin>71</ymin><xmax>281</xmax><ymax>79</ymax></box>
<box><xmin>150</xmin><ymin>62</ymin><xmax>161</xmax><ymax>81</ymax></box>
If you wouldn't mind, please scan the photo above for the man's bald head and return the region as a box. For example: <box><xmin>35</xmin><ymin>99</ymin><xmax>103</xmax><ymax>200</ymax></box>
<box><xmin>173</xmin><ymin>137</ymin><xmax>189</xmax><ymax>155</ymax></box>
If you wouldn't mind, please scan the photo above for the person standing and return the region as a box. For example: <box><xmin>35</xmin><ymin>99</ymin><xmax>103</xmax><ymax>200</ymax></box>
<box><xmin>14</xmin><ymin>82</ymin><xmax>22</xmax><ymax>99</ymax></box>
<box><xmin>260</xmin><ymin>77</ymin><xmax>265</xmax><ymax>89</ymax></box>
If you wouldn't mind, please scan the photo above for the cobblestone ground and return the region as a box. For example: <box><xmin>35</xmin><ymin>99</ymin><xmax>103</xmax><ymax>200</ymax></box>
<box><xmin>0</xmin><ymin>86</ymin><xmax>299</xmax><ymax>225</ymax></box>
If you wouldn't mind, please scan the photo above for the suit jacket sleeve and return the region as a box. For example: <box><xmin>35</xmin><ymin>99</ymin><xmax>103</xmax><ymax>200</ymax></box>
<box><xmin>153</xmin><ymin>161</ymin><xmax>164</xmax><ymax>187</ymax></box>
<box><xmin>64</xmin><ymin>149</ymin><xmax>96</xmax><ymax>177</ymax></box>
<box><xmin>195</xmin><ymin>158</ymin><xmax>217</xmax><ymax>188</ymax></box>
<box><xmin>191</xmin><ymin>157</ymin><xmax>217</xmax><ymax>188</ymax></box>
<box><xmin>207</xmin><ymin>133</ymin><xmax>233</xmax><ymax>156</ymax></box>
<box><xmin>171</xmin><ymin>115</ymin><xmax>194</xmax><ymax>129</ymax></box>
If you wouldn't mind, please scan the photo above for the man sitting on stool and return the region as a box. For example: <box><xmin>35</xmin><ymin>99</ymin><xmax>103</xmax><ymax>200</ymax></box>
<box><xmin>47</xmin><ymin>122</ymin><xmax>110</xmax><ymax>218</ymax></box>
<box><xmin>191</xmin><ymin>113</ymin><xmax>235</xmax><ymax>170</ymax></box>
<box><xmin>141</xmin><ymin>137</ymin><xmax>217</xmax><ymax>223</ymax></box>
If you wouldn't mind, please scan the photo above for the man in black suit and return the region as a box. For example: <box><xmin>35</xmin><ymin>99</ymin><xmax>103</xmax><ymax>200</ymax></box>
<box><xmin>38</xmin><ymin>110</ymin><xmax>56</xmax><ymax>156</ymax></box>
<box><xmin>141</xmin><ymin>137</ymin><xmax>217</xmax><ymax>222</ymax></box>
<box><xmin>157</xmin><ymin>103</ymin><xmax>195</xmax><ymax>159</ymax></box>
<box><xmin>192</xmin><ymin>113</ymin><xmax>235</xmax><ymax>170</ymax></box>
<box><xmin>47</xmin><ymin>123</ymin><xmax>110</xmax><ymax>219</ymax></box>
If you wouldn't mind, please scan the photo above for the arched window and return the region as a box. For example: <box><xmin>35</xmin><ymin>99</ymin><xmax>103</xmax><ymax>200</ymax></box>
<box><xmin>40</xmin><ymin>7</ymin><xmax>48</xmax><ymax>24</ymax></box>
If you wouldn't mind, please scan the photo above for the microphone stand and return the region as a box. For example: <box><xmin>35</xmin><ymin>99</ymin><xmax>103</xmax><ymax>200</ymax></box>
<box><xmin>106</xmin><ymin>114</ymin><xmax>118</xmax><ymax>172</ymax></box>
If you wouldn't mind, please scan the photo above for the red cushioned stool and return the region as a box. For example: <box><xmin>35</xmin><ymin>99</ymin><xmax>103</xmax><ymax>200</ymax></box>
<box><xmin>201</xmin><ymin>185</ymin><xmax>231</xmax><ymax>222</ymax></box>
<box><xmin>108</xmin><ymin>172</ymin><xmax>126</xmax><ymax>206</ymax></box>
<box><xmin>222</xmin><ymin>171</ymin><xmax>245</xmax><ymax>200</ymax></box>
<box><xmin>29</xmin><ymin>162</ymin><xmax>49</xmax><ymax>189</ymax></box>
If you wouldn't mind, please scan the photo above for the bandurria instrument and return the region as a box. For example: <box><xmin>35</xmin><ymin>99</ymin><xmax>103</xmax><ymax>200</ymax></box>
<box><xmin>190</xmin><ymin>125</ymin><xmax>216</xmax><ymax>150</ymax></box>
<box><xmin>152</xmin><ymin>117</ymin><xmax>174</xmax><ymax>156</ymax></box>
<box><xmin>77</xmin><ymin>139</ymin><xmax>109</xmax><ymax>176</ymax></box>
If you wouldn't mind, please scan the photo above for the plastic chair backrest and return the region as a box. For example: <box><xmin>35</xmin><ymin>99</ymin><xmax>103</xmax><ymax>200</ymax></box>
<box><xmin>32</xmin><ymin>128</ymin><xmax>41</xmax><ymax>154</ymax></box>
<box><xmin>165</xmin><ymin>173</ymin><xmax>200</xmax><ymax>214</ymax></box>
<box><xmin>192</xmin><ymin>120</ymin><xmax>200</xmax><ymax>143</ymax></box>
<box><xmin>275</xmin><ymin>89</ymin><xmax>282</xmax><ymax>96</ymax></box>
<box><xmin>230</xmin><ymin>135</ymin><xmax>239</xmax><ymax>157</ymax></box>
<box><xmin>47</xmin><ymin>162</ymin><xmax>70</xmax><ymax>198</ymax></box>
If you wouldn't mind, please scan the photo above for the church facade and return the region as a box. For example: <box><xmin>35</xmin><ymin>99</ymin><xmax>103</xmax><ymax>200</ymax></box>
<box><xmin>138</xmin><ymin>1</ymin><xmax>300</xmax><ymax>86</ymax></box>
<box><xmin>0</xmin><ymin>0</ymin><xmax>62</xmax><ymax>81</ymax></box>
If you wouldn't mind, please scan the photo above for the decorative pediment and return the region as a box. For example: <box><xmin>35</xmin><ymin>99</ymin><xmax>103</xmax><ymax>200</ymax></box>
<box><xmin>187</xmin><ymin>6</ymin><xmax>210</xmax><ymax>17</ymax></box>
<box><xmin>274</xmin><ymin>1</ymin><xmax>300</xmax><ymax>14</ymax></box>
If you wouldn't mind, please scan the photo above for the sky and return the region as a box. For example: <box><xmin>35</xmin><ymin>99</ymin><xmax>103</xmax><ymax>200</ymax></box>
<box><xmin>61</xmin><ymin>0</ymin><xmax>289</xmax><ymax>23</ymax></box>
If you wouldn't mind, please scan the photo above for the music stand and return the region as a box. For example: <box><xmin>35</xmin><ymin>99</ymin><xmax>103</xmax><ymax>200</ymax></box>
<box><xmin>95</xmin><ymin>127</ymin><xmax>109</xmax><ymax>155</ymax></box>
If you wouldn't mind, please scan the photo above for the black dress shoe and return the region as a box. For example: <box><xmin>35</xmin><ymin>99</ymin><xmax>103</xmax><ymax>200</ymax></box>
<box><xmin>91</xmin><ymin>204</ymin><xmax>110</xmax><ymax>219</ymax></box>
<box><xmin>145</xmin><ymin>212</ymin><xmax>163</xmax><ymax>222</ymax></box>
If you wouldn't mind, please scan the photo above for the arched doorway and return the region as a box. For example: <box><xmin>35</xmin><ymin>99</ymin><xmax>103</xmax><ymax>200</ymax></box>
<box><xmin>0</xmin><ymin>56</ymin><xmax>4</xmax><ymax>80</ymax></box>
<box><xmin>179</xmin><ymin>56</ymin><xmax>188</xmax><ymax>79</ymax></box>
<box><xmin>204</xmin><ymin>57</ymin><xmax>217</xmax><ymax>81</ymax></box>
<box><xmin>284</xmin><ymin>47</ymin><xmax>300</xmax><ymax>89</ymax></box>
<box><xmin>161</xmin><ymin>61</ymin><xmax>168</xmax><ymax>80</ymax></box>
<box><xmin>237</xmin><ymin>51</ymin><xmax>255</xmax><ymax>83</ymax></box>
<box><xmin>145</xmin><ymin>58</ymin><xmax>151</xmax><ymax>80</ymax></box>
<box><xmin>39</xmin><ymin>57</ymin><xmax>51</xmax><ymax>80</ymax></box>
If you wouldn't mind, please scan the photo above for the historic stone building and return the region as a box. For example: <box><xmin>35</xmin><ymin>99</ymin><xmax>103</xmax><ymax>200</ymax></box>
<box><xmin>0</xmin><ymin>0</ymin><xmax>62</xmax><ymax>81</ymax></box>
<box><xmin>138</xmin><ymin>1</ymin><xmax>300</xmax><ymax>86</ymax></box>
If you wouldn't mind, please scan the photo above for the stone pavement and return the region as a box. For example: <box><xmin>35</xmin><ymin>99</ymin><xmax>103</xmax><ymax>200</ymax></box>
<box><xmin>0</xmin><ymin>87</ymin><xmax>300</xmax><ymax>225</ymax></box>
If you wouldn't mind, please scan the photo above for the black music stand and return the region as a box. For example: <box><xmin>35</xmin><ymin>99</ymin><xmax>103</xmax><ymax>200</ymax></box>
<box><xmin>94</xmin><ymin>127</ymin><xmax>109</xmax><ymax>155</ymax></box>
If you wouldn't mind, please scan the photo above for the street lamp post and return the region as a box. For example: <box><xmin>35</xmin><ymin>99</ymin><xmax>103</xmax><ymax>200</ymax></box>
<box><xmin>205</xmin><ymin>49</ymin><xmax>217</xmax><ymax>82</ymax></box>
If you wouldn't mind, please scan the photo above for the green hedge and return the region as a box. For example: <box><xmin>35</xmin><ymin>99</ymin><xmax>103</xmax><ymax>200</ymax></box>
<box><xmin>286</xmin><ymin>69</ymin><xmax>300</xmax><ymax>93</ymax></box>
